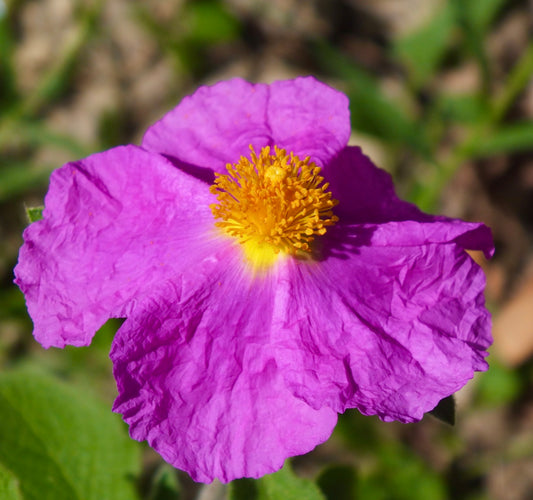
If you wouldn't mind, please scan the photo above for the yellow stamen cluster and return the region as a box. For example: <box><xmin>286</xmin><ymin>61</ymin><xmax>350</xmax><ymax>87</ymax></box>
<box><xmin>210</xmin><ymin>145</ymin><xmax>338</xmax><ymax>264</ymax></box>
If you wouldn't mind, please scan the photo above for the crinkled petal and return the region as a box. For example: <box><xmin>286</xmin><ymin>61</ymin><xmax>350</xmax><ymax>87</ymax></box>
<box><xmin>273</xmin><ymin>226</ymin><xmax>492</xmax><ymax>422</ymax></box>
<box><xmin>14</xmin><ymin>145</ymin><xmax>217</xmax><ymax>348</ymax></box>
<box><xmin>331</xmin><ymin>220</ymin><xmax>494</xmax><ymax>260</ymax></box>
<box><xmin>265</xmin><ymin>78</ymin><xmax>350</xmax><ymax>166</ymax></box>
<box><xmin>111</xmin><ymin>257</ymin><xmax>337</xmax><ymax>483</ymax></box>
<box><xmin>324</xmin><ymin>146</ymin><xmax>494</xmax><ymax>258</ymax></box>
<box><xmin>142</xmin><ymin>77</ymin><xmax>350</xmax><ymax>174</ymax></box>
<box><xmin>324</xmin><ymin>146</ymin><xmax>434</xmax><ymax>221</ymax></box>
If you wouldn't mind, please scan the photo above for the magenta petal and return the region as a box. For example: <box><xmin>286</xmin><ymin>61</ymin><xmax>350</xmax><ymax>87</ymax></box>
<box><xmin>325</xmin><ymin>146</ymin><xmax>433</xmax><ymax>223</ymax></box>
<box><xmin>338</xmin><ymin>220</ymin><xmax>494</xmax><ymax>259</ymax></box>
<box><xmin>14</xmin><ymin>145</ymin><xmax>216</xmax><ymax>348</ymax></box>
<box><xmin>265</xmin><ymin>78</ymin><xmax>350</xmax><ymax>166</ymax></box>
<box><xmin>273</xmin><ymin>232</ymin><xmax>492</xmax><ymax>422</ymax></box>
<box><xmin>142</xmin><ymin>79</ymin><xmax>270</xmax><ymax>174</ymax></box>
<box><xmin>111</xmin><ymin>269</ymin><xmax>337</xmax><ymax>483</ymax></box>
<box><xmin>324</xmin><ymin>146</ymin><xmax>494</xmax><ymax>258</ymax></box>
<box><xmin>142</xmin><ymin>77</ymin><xmax>350</xmax><ymax>174</ymax></box>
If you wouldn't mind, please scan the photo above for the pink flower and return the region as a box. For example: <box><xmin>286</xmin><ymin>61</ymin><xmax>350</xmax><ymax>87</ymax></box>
<box><xmin>15</xmin><ymin>77</ymin><xmax>493</xmax><ymax>483</ymax></box>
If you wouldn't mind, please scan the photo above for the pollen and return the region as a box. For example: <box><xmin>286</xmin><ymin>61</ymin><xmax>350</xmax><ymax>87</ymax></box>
<box><xmin>210</xmin><ymin>145</ymin><xmax>338</xmax><ymax>266</ymax></box>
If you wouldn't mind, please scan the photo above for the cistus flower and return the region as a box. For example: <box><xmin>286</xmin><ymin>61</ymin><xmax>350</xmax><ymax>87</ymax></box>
<box><xmin>14</xmin><ymin>77</ymin><xmax>493</xmax><ymax>483</ymax></box>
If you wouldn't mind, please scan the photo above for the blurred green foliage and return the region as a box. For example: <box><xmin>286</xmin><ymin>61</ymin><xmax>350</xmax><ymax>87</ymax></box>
<box><xmin>475</xmin><ymin>359</ymin><xmax>524</xmax><ymax>407</ymax></box>
<box><xmin>333</xmin><ymin>411</ymin><xmax>449</xmax><ymax>500</ymax></box>
<box><xmin>134</xmin><ymin>0</ymin><xmax>240</xmax><ymax>76</ymax></box>
<box><xmin>316</xmin><ymin>0</ymin><xmax>533</xmax><ymax>211</ymax></box>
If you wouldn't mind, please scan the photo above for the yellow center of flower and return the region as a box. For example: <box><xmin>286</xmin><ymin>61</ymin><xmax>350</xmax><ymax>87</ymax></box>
<box><xmin>209</xmin><ymin>145</ymin><xmax>339</xmax><ymax>269</ymax></box>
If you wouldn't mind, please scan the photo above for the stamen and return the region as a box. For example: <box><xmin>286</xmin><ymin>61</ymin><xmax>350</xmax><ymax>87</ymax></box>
<box><xmin>210</xmin><ymin>145</ymin><xmax>338</xmax><ymax>267</ymax></box>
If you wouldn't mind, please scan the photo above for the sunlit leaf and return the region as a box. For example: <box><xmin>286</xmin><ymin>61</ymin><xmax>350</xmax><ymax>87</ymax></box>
<box><xmin>0</xmin><ymin>463</ymin><xmax>23</xmax><ymax>500</ymax></box>
<box><xmin>0</xmin><ymin>368</ymin><xmax>141</xmax><ymax>500</ymax></box>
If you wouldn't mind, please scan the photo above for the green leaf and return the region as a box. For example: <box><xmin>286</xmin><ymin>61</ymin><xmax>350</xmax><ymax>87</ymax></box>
<box><xmin>0</xmin><ymin>368</ymin><xmax>141</xmax><ymax>500</ymax></box>
<box><xmin>0</xmin><ymin>463</ymin><xmax>23</xmax><ymax>500</ymax></box>
<box><xmin>257</xmin><ymin>462</ymin><xmax>325</xmax><ymax>500</ymax></box>
<box><xmin>428</xmin><ymin>395</ymin><xmax>456</xmax><ymax>425</ymax></box>
<box><xmin>316</xmin><ymin>464</ymin><xmax>357</xmax><ymax>500</ymax></box>
<box><xmin>470</xmin><ymin>122</ymin><xmax>533</xmax><ymax>156</ymax></box>
<box><xmin>25</xmin><ymin>206</ymin><xmax>44</xmax><ymax>223</ymax></box>
<box><xmin>394</xmin><ymin>3</ymin><xmax>455</xmax><ymax>87</ymax></box>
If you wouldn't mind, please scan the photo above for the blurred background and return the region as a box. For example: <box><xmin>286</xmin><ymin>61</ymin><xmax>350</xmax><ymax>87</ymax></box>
<box><xmin>1</xmin><ymin>0</ymin><xmax>533</xmax><ymax>499</ymax></box>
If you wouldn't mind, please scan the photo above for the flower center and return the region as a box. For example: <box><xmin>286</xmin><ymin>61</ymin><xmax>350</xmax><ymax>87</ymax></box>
<box><xmin>210</xmin><ymin>145</ymin><xmax>338</xmax><ymax>268</ymax></box>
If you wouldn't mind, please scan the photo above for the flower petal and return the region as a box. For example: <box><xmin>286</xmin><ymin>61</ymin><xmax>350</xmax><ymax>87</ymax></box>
<box><xmin>142</xmin><ymin>77</ymin><xmax>350</xmax><ymax>174</ymax></box>
<box><xmin>111</xmin><ymin>262</ymin><xmax>337</xmax><ymax>483</ymax></box>
<box><xmin>330</xmin><ymin>220</ymin><xmax>494</xmax><ymax>260</ymax></box>
<box><xmin>324</xmin><ymin>146</ymin><xmax>494</xmax><ymax>258</ymax></box>
<box><xmin>265</xmin><ymin>77</ymin><xmax>350</xmax><ymax>166</ymax></box>
<box><xmin>325</xmin><ymin>146</ymin><xmax>433</xmax><ymax>223</ymax></box>
<box><xmin>14</xmin><ymin>145</ymin><xmax>217</xmax><ymax>348</ymax></box>
<box><xmin>273</xmin><ymin>229</ymin><xmax>492</xmax><ymax>422</ymax></box>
